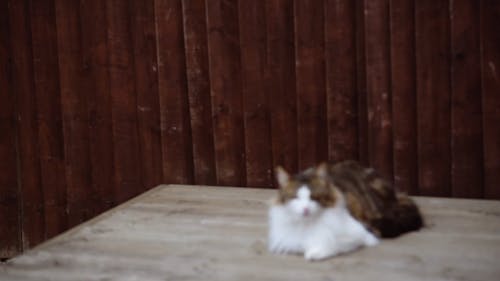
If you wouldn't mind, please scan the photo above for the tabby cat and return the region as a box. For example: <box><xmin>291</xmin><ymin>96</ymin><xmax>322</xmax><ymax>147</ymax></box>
<box><xmin>268</xmin><ymin>160</ymin><xmax>423</xmax><ymax>261</ymax></box>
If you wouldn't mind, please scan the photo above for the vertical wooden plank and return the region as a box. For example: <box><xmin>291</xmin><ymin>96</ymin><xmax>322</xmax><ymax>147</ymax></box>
<box><xmin>155</xmin><ymin>0</ymin><xmax>194</xmax><ymax>184</ymax></box>
<box><xmin>267</xmin><ymin>0</ymin><xmax>298</xmax><ymax>175</ymax></box>
<box><xmin>107</xmin><ymin>0</ymin><xmax>143</xmax><ymax>201</ymax></box>
<box><xmin>450</xmin><ymin>0</ymin><xmax>483</xmax><ymax>198</ymax></box>
<box><xmin>390</xmin><ymin>0</ymin><xmax>418</xmax><ymax>194</ymax></box>
<box><xmin>356</xmin><ymin>0</ymin><xmax>369</xmax><ymax>165</ymax></box>
<box><xmin>0</xmin><ymin>0</ymin><xmax>21</xmax><ymax>257</ymax></box>
<box><xmin>206</xmin><ymin>0</ymin><xmax>246</xmax><ymax>186</ymax></box>
<box><xmin>54</xmin><ymin>0</ymin><xmax>93</xmax><ymax>227</ymax></box>
<box><xmin>325</xmin><ymin>0</ymin><xmax>358</xmax><ymax>162</ymax></box>
<box><xmin>80</xmin><ymin>0</ymin><xmax>115</xmax><ymax>212</ymax></box>
<box><xmin>29</xmin><ymin>0</ymin><xmax>68</xmax><ymax>239</ymax></box>
<box><xmin>364</xmin><ymin>0</ymin><xmax>393</xmax><ymax>179</ymax></box>
<box><xmin>294</xmin><ymin>0</ymin><xmax>328</xmax><ymax>170</ymax></box>
<box><xmin>239</xmin><ymin>0</ymin><xmax>273</xmax><ymax>187</ymax></box>
<box><xmin>415</xmin><ymin>0</ymin><xmax>451</xmax><ymax>197</ymax></box>
<box><xmin>9</xmin><ymin>0</ymin><xmax>45</xmax><ymax>250</ymax></box>
<box><xmin>481</xmin><ymin>0</ymin><xmax>500</xmax><ymax>199</ymax></box>
<box><xmin>181</xmin><ymin>0</ymin><xmax>216</xmax><ymax>185</ymax></box>
<box><xmin>129</xmin><ymin>0</ymin><xmax>163</xmax><ymax>189</ymax></box>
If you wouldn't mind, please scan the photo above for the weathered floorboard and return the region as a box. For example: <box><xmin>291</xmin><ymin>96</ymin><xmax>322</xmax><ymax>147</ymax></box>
<box><xmin>1</xmin><ymin>185</ymin><xmax>499</xmax><ymax>281</ymax></box>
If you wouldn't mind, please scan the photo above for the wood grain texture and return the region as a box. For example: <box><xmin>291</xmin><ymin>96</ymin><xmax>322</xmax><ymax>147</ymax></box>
<box><xmin>29</xmin><ymin>0</ymin><xmax>68</xmax><ymax>239</ymax></box>
<box><xmin>107</xmin><ymin>0</ymin><xmax>143</xmax><ymax>201</ymax></box>
<box><xmin>450</xmin><ymin>0</ymin><xmax>483</xmax><ymax>198</ymax></box>
<box><xmin>294</xmin><ymin>0</ymin><xmax>328</xmax><ymax>170</ymax></box>
<box><xmin>8</xmin><ymin>0</ymin><xmax>45</xmax><ymax>250</ymax></box>
<box><xmin>54</xmin><ymin>0</ymin><xmax>93</xmax><ymax>227</ymax></box>
<box><xmin>364</xmin><ymin>0</ymin><xmax>393</xmax><ymax>180</ymax></box>
<box><xmin>481</xmin><ymin>0</ymin><xmax>500</xmax><ymax>199</ymax></box>
<box><xmin>156</xmin><ymin>0</ymin><xmax>194</xmax><ymax>185</ymax></box>
<box><xmin>181</xmin><ymin>0</ymin><xmax>217</xmax><ymax>185</ymax></box>
<box><xmin>267</xmin><ymin>0</ymin><xmax>298</xmax><ymax>175</ymax></box>
<box><xmin>415</xmin><ymin>0</ymin><xmax>451</xmax><ymax>197</ymax></box>
<box><xmin>2</xmin><ymin>185</ymin><xmax>500</xmax><ymax>281</ymax></box>
<box><xmin>325</xmin><ymin>0</ymin><xmax>359</xmax><ymax>162</ymax></box>
<box><xmin>206</xmin><ymin>0</ymin><xmax>246</xmax><ymax>186</ymax></box>
<box><xmin>129</xmin><ymin>0</ymin><xmax>163</xmax><ymax>189</ymax></box>
<box><xmin>390</xmin><ymin>0</ymin><xmax>418</xmax><ymax>194</ymax></box>
<box><xmin>239</xmin><ymin>0</ymin><xmax>273</xmax><ymax>187</ymax></box>
<box><xmin>2</xmin><ymin>0</ymin><xmax>500</xmax><ymax>257</ymax></box>
<box><xmin>79</xmin><ymin>0</ymin><xmax>115</xmax><ymax>213</ymax></box>
<box><xmin>0</xmin><ymin>0</ymin><xmax>21</xmax><ymax>257</ymax></box>
<box><xmin>356</xmin><ymin>0</ymin><xmax>369</xmax><ymax>166</ymax></box>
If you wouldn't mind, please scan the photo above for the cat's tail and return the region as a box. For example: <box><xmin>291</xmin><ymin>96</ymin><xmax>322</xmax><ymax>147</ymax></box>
<box><xmin>377</xmin><ymin>193</ymin><xmax>423</xmax><ymax>238</ymax></box>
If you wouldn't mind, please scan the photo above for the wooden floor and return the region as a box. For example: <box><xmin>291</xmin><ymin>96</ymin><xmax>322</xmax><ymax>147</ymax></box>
<box><xmin>1</xmin><ymin>185</ymin><xmax>500</xmax><ymax>281</ymax></box>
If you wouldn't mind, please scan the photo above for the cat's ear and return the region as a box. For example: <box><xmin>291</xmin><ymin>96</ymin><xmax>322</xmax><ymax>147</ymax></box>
<box><xmin>275</xmin><ymin>166</ymin><xmax>289</xmax><ymax>188</ymax></box>
<box><xmin>315</xmin><ymin>162</ymin><xmax>328</xmax><ymax>178</ymax></box>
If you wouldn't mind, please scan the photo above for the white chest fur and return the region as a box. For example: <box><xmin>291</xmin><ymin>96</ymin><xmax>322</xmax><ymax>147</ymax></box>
<box><xmin>268</xmin><ymin>202</ymin><xmax>379</xmax><ymax>261</ymax></box>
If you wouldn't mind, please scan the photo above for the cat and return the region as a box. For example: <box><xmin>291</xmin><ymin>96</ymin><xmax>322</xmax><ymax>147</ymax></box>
<box><xmin>268</xmin><ymin>160</ymin><xmax>423</xmax><ymax>261</ymax></box>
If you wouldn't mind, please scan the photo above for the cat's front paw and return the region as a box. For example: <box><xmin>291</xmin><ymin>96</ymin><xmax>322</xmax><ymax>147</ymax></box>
<box><xmin>304</xmin><ymin>247</ymin><xmax>335</xmax><ymax>261</ymax></box>
<box><xmin>364</xmin><ymin>233</ymin><xmax>379</xmax><ymax>247</ymax></box>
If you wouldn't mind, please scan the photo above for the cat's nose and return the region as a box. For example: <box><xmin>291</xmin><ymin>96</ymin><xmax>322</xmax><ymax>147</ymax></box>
<box><xmin>303</xmin><ymin>207</ymin><xmax>310</xmax><ymax>216</ymax></box>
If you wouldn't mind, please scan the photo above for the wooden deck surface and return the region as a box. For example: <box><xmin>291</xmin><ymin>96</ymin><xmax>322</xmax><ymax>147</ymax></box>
<box><xmin>1</xmin><ymin>185</ymin><xmax>500</xmax><ymax>281</ymax></box>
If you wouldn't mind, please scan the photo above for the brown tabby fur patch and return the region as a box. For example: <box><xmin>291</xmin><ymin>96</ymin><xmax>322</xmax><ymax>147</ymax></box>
<box><xmin>276</xmin><ymin>160</ymin><xmax>423</xmax><ymax>238</ymax></box>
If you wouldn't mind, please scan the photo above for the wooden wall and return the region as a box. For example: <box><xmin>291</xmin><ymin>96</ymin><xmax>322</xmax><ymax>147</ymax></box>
<box><xmin>1</xmin><ymin>0</ymin><xmax>499</xmax><ymax>257</ymax></box>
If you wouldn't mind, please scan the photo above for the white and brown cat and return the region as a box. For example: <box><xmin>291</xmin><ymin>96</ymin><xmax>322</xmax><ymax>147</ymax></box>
<box><xmin>268</xmin><ymin>160</ymin><xmax>423</xmax><ymax>261</ymax></box>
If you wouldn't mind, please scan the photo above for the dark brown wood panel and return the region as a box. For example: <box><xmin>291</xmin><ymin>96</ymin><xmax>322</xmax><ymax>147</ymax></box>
<box><xmin>390</xmin><ymin>0</ymin><xmax>418</xmax><ymax>194</ymax></box>
<box><xmin>267</xmin><ymin>0</ymin><xmax>298</xmax><ymax>175</ymax></box>
<box><xmin>450</xmin><ymin>0</ymin><xmax>483</xmax><ymax>198</ymax></box>
<box><xmin>206</xmin><ymin>0</ymin><xmax>246</xmax><ymax>186</ymax></box>
<box><xmin>29</xmin><ymin>0</ymin><xmax>68</xmax><ymax>239</ymax></box>
<box><xmin>54</xmin><ymin>0</ymin><xmax>93</xmax><ymax>227</ymax></box>
<box><xmin>80</xmin><ymin>0</ymin><xmax>115</xmax><ymax>213</ymax></box>
<box><xmin>364</xmin><ymin>0</ymin><xmax>393</xmax><ymax>180</ymax></box>
<box><xmin>107</xmin><ymin>0</ymin><xmax>143</xmax><ymax>201</ymax></box>
<box><xmin>8</xmin><ymin>0</ymin><xmax>45</xmax><ymax>250</ymax></box>
<box><xmin>239</xmin><ymin>0</ymin><xmax>273</xmax><ymax>187</ymax></box>
<box><xmin>0</xmin><ymin>0</ymin><xmax>21</xmax><ymax>258</ymax></box>
<box><xmin>415</xmin><ymin>0</ymin><xmax>452</xmax><ymax>197</ymax></box>
<box><xmin>155</xmin><ymin>0</ymin><xmax>194</xmax><ymax>185</ymax></box>
<box><xmin>294</xmin><ymin>0</ymin><xmax>328</xmax><ymax>170</ymax></box>
<box><xmin>129</xmin><ymin>0</ymin><xmax>163</xmax><ymax>189</ymax></box>
<box><xmin>2</xmin><ymin>0</ymin><xmax>500</xmax><ymax>257</ymax></box>
<box><xmin>325</xmin><ymin>0</ymin><xmax>358</xmax><ymax>162</ymax></box>
<box><xmin>356</xmin><ymin>0</ymin><xmax>369</xmax><ymax>166</ymax></box>
<box><xmin>181</xmin><ymin>0</ymin><xmax>216</xmax><ymax>185</ymax></box>
<box><xmin>481</xmin><ymin>0</ymin><xmax>500</xmax><ymax>199</ymax></box>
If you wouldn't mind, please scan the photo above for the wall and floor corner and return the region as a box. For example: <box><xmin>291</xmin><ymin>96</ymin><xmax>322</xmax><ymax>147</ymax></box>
<box><xmin>0</xmin><ymin>0</ymin><xmax>499</xmax><ymax>258</ymax></box>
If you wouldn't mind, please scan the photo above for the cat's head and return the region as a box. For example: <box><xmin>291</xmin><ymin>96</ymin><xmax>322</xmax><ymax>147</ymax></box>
<box><xmin>274</xmin><ymin>163</ymin><xmax>338</xmax><ymax>218</ymax></box>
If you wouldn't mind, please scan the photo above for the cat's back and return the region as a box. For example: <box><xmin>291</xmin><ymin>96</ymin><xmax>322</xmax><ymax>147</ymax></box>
<box><xmin>327</xmin><ymin>160</ymin><xmax>396</xmax><ymax>205</ymax></box>
<box><xmin>325</xmin><ymin>160</ymin><xmax>422</xmax><ymax>237</ymax></box>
